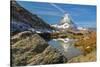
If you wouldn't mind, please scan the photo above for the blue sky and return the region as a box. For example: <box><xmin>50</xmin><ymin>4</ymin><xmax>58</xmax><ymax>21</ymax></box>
<box><xmin>17</xmin><ymin>1</ymin><xmax>96</xmax><ymax>28</ymax></box>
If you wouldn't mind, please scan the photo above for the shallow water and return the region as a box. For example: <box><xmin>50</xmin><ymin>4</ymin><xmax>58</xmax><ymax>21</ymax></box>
<box><xmin>48</xmin><ymin>38</ymin><xmax>83</xmax><ymax>60</ymax></box>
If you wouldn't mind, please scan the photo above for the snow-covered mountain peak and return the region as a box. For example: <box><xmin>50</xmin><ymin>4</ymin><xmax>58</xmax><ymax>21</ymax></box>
<box><xmin>60</xmin><ymin>13</ymin><xmax>72</xmax><ymax>25</ymax></box>
<box><xmin>51</xmin><ymin>13</ymin><xmax>77</xmax><ymax>31</ymax></box>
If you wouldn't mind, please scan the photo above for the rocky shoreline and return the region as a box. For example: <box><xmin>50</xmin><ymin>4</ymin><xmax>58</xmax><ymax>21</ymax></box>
<box><xmin>11</xmin><ymin>31</ymin><xmax>67</xmax><ymax>66</ymax></box>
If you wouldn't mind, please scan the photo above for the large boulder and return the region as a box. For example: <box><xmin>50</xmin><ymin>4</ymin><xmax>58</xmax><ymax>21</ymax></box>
<box><xmin>11</xmin><ymin>31</ymin><xmax>67</xmax><ymax>66</ymax></box>
<box><xmin>28</xmin><ymin>46</ymin><xmax>67</xmax><ymax>65</ymax></box>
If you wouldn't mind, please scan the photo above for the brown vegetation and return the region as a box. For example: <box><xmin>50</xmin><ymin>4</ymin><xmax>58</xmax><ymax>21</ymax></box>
<box><xmin>68</xmin><ymin>50</ymin><xmax>96</xmax><ymax>63</ymax></box>
<box><xmin>74</xmin><ymin>31</ymin><xmax>96</xmax><ymax>55</ymax></box>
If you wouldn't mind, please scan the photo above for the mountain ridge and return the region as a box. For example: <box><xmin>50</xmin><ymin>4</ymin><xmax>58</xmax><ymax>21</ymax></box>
<box><xmin>11</xmin><ymin>1</ymin><xmax>53</xmax><ymax>35</ymax></box>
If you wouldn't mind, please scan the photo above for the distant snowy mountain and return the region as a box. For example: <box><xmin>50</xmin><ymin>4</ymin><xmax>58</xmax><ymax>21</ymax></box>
<box><xmin>51</xmin><ymin>13</ymin><xmax>77</xmax><ymax>31</ymax></box>
<box><xmin>77</xmin><ymin>27</ymin><xmax>87</xmax><ymax>31</ymax></box>
<box><xmin>60</xmin><ymin>13</ymin><xmax>72</xmax><ymax>24</ymax></box>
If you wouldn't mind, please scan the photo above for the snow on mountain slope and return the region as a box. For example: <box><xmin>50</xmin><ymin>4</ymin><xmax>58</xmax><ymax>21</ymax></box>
<box><xmin>77</xmin><ymin>27</ymin><xmax>88</xmax><ymax>31</ymax></box>
<box><xmin>51</xmin><ymin>13</ymin><xmax>77</xmax><ymax>31</ymax></box>
<box><xmin>60</xmin><ymin>13</ymin><xmax>72</xmax><ymax>24</ymax></box>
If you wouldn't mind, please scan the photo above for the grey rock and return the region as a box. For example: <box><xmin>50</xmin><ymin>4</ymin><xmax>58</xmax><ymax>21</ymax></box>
<box><xmin>11</xmin><ymin>32</ymin><xmax>67</xmax><ymax>66</ymax></box>
<box><xmin>28</xmin><ymin>46</ymin><xmax>67</xmax><ymax>65</ymax></box>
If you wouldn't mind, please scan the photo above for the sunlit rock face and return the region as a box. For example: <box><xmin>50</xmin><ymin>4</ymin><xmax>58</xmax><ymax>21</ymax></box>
<box><xmin>11</xmin><ymin>32</ymin><xmax>67</xmax><ymax>66</ymax></box>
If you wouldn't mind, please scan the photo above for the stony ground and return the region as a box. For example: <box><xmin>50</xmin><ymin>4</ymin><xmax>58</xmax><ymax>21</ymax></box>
<box><xmin>11</xmin><ymin>30</ymin><xmax>96</xmax><ymax>65</ymax></box>
<box><xmin>67</xmin><ymin>31</ymin><xmax>96</xmax><ymax>63</ymax></box>
<box><xmin>68</xmin><ymin>50</ymin><xmax>96</xmax><ymax>63</ymax></box>
<box><xmin>11</xmin><ymin>31</ymin><xmax>67</xmax><ymax>66</ymax></box>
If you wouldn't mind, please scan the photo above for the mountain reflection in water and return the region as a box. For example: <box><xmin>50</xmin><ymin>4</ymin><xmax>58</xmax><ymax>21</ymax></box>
<box><xmin>48</xmin><ymin>38</ymin><xmax>83</xmax><ymax>60</ymax></box>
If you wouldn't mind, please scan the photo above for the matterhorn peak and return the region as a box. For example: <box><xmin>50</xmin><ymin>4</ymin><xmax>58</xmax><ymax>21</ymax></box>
<box><xmin>51</xmin><ymin>13</ymin><xmax>78</xmax><ymax>31</ymax></box>
<box><xmin>60</xmin><ymin>13</ymin><xmax>72</xmax><ymax>25</ymax></box>
<box><xmin>60</xmin><ymin>13</ymin><xmax>77</xmax><ymax>30</ymax></box>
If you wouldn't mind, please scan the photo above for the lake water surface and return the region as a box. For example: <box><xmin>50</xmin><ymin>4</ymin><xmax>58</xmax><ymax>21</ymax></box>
<box><xmin>48</xmin><ymin>38</ymin><xmax>83</xmax><ymax>60</ymax></box>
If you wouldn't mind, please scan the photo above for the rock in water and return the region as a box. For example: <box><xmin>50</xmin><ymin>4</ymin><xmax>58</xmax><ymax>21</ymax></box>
<box><xmin>11</xmin><ymin>32</ymin><xmax>67</xmax><ymax>66</ymax></box>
